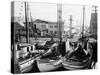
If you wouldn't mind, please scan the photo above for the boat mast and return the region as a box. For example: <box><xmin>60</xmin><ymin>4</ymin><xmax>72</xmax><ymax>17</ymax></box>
<box><xmin>25</xmin><ymin>1</ymin><xmax>29</xmax><ymax>43</ymax></box>
<box><xmin>82</xmin><ymin>5</ymin><xmax>85</xmax><ymax>37</ymax></box>
<box><xmin>69</xmin><ymin>15</ymin><xmax>73</xmax><ymax>38</ymax></box>
<box><xmin>57</xmin><ymin>4</ymin><xmax>62</xmax><ymax>44</ymax></box>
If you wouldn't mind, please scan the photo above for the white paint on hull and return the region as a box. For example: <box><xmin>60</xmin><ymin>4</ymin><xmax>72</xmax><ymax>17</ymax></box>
<box><xmin>37</xmin><ymin>59</ymin><xmax>62</xmax><ymax>72</ymax></box>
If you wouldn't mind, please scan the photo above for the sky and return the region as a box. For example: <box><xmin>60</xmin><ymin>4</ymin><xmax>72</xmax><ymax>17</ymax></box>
<box><xmin>14</xmin><ymin>1</ymin><xmax>93</xmax><ymax>31</ymax></box>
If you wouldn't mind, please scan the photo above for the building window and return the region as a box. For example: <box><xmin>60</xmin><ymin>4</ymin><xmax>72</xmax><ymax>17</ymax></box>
<box><xmin>42</xmin><ymin>25</ymin><xmax>46</xmax><ymax>28</ymax></box>
<box><xmin>54</xmin><ymin>25</ymin><xmax>58</xmax><ymax>28</ymax></box>
<box><xmin>50</xmin><ymin>25</ymin><xmax>53</xmax><ymax>28</ymax></box>
<box><xmin>55</xmin><ymin>31</ymin><xmax>57</xmax><ymax>34</ymax></box>
<box><xmin>50</xmin><ymin>31</ymin><xmax>53</xmax><ymax>34</ymax></box>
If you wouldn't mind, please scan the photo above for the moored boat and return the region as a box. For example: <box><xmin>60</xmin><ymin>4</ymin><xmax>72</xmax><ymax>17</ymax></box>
<box><xmin>37</xmin><ymin>42</ymin><xmax>63</xmax><ymax>72</ymax></box>
<box><xmin>62</xmin><ymin>5</ymin><xmax>93</xmax><ymax>70</ymax></box>
<box><xmin>15</xmin><ymin>43</ymin><xmax>41</xmax><ymax>73</ymax></box>
<box><xmin>37</xmin><ymin>57</ymin><xmax>62</xmax><ymax>72</ymax></box>
<box><xmin>37</xmin><ymin>4</ymin><xmax>64</xmax><ymax>72</ymax></box>
<box><xmin>62</xmin><ymin>38</ymin><xmax>93</xmax><ymax>70</ymax></box>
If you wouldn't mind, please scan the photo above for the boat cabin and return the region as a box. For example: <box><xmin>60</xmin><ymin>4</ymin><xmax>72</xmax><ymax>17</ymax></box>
<box><xmin>15</xmin><ymin>43</ymin><xmax>35</xmax><ymax>59</ymax></box>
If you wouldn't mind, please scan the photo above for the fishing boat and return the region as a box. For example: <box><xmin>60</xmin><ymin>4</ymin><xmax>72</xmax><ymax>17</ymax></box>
<box><xmin>62</xmin><ymin>38</ymin><xmax>93</xmax><ymax>70</ymax></box>
<box><xmin>37</xmin><ymin>42</ymin><xmax>63</xmax><ymax>72</ymax></box>
<box><xmin>13</xmin><ymin>2</ymin><xmax>41</xmax><ymax>73</ymax></box>
<box><xmin>14</xmin><ymin>43</ymin><xmax>38</xmax><ymax>73</ymax></box>
<box><xmin>36</xmin><ymin>4</ymin><xmax>64</xmax><ymax>72</ymax></box>
<box><xmin>37</xmin><ymin>57</ymin><xmax>62</xmax><ymax>72</ymax></box>
<box><xmin>62</xmin><ymin>6</ymin><xmax>93</xmax><ymax>70</ymax></box>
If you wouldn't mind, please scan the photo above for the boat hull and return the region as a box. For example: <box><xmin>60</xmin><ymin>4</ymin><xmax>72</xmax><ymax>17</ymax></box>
<box><xmin>63</xmin><ymin>60</ymin><xmax>92</xmax><ymax>70</ymax></box>
<box><xmin>37</xmin><ymin>59</ymin><xmax>62</xmax><ymax>72</ymax></box>
<box><xmin>63</xmin><ymin>39</ymin><xmax>93</xmax><ymax>70</ymax></box>
<box><xmin>62</xmin><ymin>54</ymin><xmax>92</xmax><ymax>70</ymax></box>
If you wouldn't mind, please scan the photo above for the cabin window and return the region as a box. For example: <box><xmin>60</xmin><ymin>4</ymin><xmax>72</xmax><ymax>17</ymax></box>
<box><xmin>17</xmin><ymin>44</ymin><xmax>20</xmax><ymax>50</ymax></box>
<box><xmin>31</xmin><ymin>46</ymin><xmax>33</xmax><ymax>50</ymax></box>
<box><xmin>27</xmin><ymin>47</ymin><xmax>29</xmax><ymax>52</ymax></box>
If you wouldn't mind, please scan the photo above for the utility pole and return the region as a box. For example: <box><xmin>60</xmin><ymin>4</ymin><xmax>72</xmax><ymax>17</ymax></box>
<box><xmin>92</xmin><ymin>6</ymin><xmax>97</xmax><ymax>24</ymax></box>
<box><xmin>92</xmin><ymin>6</ymin><xmax>97</xmax><ymax>38</ymax></box>
<box><xmin>92</xmin><ymin>6</ymin><xmax>97</xmax><ymax>13</ymax></box>
<box><xmin>30</xmin><ymin>12</ymin><xmax>34</xmax><ymax>36</ymax></box>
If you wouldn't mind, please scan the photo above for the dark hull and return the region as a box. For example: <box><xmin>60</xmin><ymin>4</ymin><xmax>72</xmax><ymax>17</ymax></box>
<box><xmin>62</xmin><ymin>57</ymin><xmax>92</xmax><ymax>70</ymax></box>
